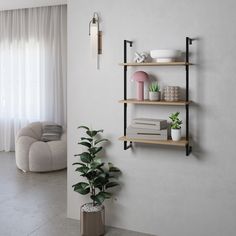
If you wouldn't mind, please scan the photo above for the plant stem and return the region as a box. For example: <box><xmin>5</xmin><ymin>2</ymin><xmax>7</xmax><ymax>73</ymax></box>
<box><xmin>92</xmin><ymin>187</ymin><xmax>95</xmax><ymax>206</ymax></box>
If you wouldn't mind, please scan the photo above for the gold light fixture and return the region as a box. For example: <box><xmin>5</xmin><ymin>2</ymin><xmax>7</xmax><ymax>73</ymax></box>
<box><xmin>89</xmin><ymin>12</ymin><xmax>102</xmax><ymax>69</ymax></box>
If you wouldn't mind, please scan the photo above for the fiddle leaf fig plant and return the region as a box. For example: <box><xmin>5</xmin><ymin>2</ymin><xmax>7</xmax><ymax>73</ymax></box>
<box><xmin>72</xmin><ymin>126</ymin><xmax>121</xmax><ymax>206</ymax></box>
<box><xmin>169</xmin><ymin>112</ymin><xmax>182</xmax><ymax>129</ymax></box>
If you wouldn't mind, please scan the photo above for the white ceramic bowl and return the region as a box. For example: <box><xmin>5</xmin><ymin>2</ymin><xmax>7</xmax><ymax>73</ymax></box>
<box><xmin>150</xmin><ymin>50</ymin><xmax>181</xmax><ymax>62</ymax></box>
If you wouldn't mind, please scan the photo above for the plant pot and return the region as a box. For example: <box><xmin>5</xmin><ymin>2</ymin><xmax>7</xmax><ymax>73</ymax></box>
<box><xmin>149</xmin><ymin>91</ymin><xmax>160</xmax><ymax>101</ymax></box>
<box><xmin>171</xmin><ymin>128</ymin><xmax>181</xmax><ymax>141</ymax></box>
<box><xmin>80</xmin><ymin>203</ymin><xmax>105</xmax><ymax>236</ymax></box>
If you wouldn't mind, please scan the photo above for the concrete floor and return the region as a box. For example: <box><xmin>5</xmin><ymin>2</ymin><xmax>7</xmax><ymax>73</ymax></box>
<box><xmin>0</xmin><ymin>152</ymin><xmax>153</xmax><ymax>236</ymax></box>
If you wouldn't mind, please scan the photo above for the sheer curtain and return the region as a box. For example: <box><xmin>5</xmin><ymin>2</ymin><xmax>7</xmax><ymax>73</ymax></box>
<box><xmin>0</xmin><ymin>5</ymin><xmax>67</xmax><ymax>151</ymax></box>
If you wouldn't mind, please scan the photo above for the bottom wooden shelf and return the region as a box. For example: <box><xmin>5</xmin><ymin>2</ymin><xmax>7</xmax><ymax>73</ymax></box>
<box><xmin>119</xmin><ymin>136</ymin><xmax>188</xmax><ymax>147</ymax></box>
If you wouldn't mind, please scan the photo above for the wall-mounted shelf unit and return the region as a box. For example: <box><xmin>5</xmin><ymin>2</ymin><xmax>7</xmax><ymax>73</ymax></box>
<box><xmin>119</xmin><ymin>37</ymin><xmax>194</xmax><ymax>156</ymax></box>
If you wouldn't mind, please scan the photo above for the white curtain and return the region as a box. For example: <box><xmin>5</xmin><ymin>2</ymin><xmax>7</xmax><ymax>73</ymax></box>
<box><xmin>0</xmin><ymin>5</ymin><xmax>67</xmax><ymax>151</ymax></box>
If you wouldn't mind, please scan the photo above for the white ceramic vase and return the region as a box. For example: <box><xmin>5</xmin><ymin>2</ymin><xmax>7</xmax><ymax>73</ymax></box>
<box><xmin>149</xmin><ymin>91</ymin><xmax>160</xmax><ymax>101</ymax></box>
<box><xmin>171</xmin><ymin>128</ymin><xmax>181</xmax><ymax>141</ymax></box>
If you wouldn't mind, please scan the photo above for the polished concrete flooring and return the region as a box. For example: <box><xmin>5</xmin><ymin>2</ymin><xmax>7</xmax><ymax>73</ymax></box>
<box><xmin>0</xmin><ymin>152</ymin><xmax>153</xmax><ymax>236</ymax></box>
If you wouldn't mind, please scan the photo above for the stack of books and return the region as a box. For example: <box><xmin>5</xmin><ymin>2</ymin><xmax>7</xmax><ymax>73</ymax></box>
<box><xmin>126</xmin><ymin>118</ymin><xmax>168</xmax><ymax>140</ymax></box>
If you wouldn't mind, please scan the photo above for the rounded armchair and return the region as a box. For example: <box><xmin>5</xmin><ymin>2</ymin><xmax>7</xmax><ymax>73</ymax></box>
<box><xmin>15</xmin><ymin>122</ymin><xmax>67</xmax><ymax>172</ymax></box>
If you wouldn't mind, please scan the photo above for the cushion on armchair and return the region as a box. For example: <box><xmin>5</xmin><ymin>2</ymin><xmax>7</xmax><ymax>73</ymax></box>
<box><xmin>41</xmin><ymin>124</ymin><xmax>63</xmax><ymax>141</ymax></box>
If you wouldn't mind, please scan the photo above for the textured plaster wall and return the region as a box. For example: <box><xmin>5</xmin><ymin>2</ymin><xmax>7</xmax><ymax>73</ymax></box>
<box><xmin>67</xmin><ymin>0</ymin><xmax>236</xmax><ymax>235</ymax></box>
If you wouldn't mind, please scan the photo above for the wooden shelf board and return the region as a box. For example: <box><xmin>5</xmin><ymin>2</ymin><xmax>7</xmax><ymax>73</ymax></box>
<box><xmin>119</xmin><ymin>99</ymin><xmax>192</xmax><ymax>106</ymax></box>
<box><xmin>119</xmin><ymin>62</ymin><xmax>193</xmax><ymax>66</ymax></box>
<box><xmin>119</xmin><ymin>136</ymin><xmax>188</xmax><ymax>147</ymax></box>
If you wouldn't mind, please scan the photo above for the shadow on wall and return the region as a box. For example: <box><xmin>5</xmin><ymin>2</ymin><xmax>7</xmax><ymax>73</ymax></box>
<box><xmin>191</xmin><ymin>37</ymin><xmax>208</xmax><ymax>160</ymax></box>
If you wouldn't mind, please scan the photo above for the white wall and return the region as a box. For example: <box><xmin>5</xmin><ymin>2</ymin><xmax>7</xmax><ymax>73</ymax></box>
<box><xmin>67</xmin><ymin>0</ymin><xmax>236</xmax><ymax>235</ymax></box>
<box><xmin>0</xmin><ymin>0</ymin><xmax>67</xmax><ymax>11</ymax></box>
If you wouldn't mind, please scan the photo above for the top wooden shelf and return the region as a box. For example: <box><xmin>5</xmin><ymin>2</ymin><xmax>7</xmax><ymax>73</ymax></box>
<box><xmin>119</xmin><ymin>62</ymin><xmax>193</xmax><ymax>66</ymax></box>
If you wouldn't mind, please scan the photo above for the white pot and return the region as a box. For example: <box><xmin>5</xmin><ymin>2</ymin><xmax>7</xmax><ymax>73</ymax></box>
<box><xmin>149</xmin><ymin>91</ymin><xmax>160</xmax><ymax>101</ymax></box>
<box><xmin>171</xmin><ymin>128</ymin><xmax>181</xmax><ymax>141</ymax></box>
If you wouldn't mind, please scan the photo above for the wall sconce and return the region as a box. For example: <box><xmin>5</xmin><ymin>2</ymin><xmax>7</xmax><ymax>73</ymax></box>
<box><xmin>89</xmin><ymin>12</ymin><xmax>102</xmax><ymax>69</ymax></box>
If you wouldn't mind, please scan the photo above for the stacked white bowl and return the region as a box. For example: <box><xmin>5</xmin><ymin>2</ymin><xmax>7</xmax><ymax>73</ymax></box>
<box><xmin>150</xmin><ymin>50</ymin><xmax>181</xmax><ymax>62</ymax></box>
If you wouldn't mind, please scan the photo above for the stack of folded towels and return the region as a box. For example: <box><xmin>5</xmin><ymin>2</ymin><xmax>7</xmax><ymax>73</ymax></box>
<box><xmin>126</xmin><ymin>118</ymin><xmax>168</xmax><ymax>140</ymax></box>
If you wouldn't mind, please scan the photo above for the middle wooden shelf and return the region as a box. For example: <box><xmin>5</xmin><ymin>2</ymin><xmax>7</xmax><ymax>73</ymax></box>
<box><xmin>119</xmin><ymin>99</ymin><xmax>192</xmax><ymax>106</ymax></box>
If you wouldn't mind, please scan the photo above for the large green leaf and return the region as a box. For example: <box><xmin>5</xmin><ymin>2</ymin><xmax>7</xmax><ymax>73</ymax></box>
<box><xmin>75</xmin><ymin>166</ymin><xmax>89</xmax><ymax>174</ymax></box>
<box><xmin>100</xmin><ymin>191</ymin><xmax>112</xmax><ymax>199</ymax></box>
<box><xmin>97</xmin><ymin>172</ymin><xmax>106</xmax><ymax>179</ymax></box>
<box><xmin>94</xmin><ymin>173</ymin><xmax>108</xmax><ymax>187</ymax></box>
<box><xmin>90</xmin><ymin>159</ymin><xmax>105</xmax><ymax>170</ymax></box>
<box><xmin>72</xmin><ymin>162</ymin><xmax>86</xmax><ymax>166</ymax></box>
<box><xmin>91</xmin><ymin>192</ymin><xmax>107</xmax><ymax>205</ymax></box>
<box><xmin>93</xmin><ymin>176</ymin><xmax>106</xmax><ymax>186</ymax></box>
<box><xmin>93</xmin><ymin>158</ymin><xmax>102</xmax><ymax>164</ymax></box>
<box><xmin>78</xmin><ymin>141</ymin><xmax>91</xmax><ymax>148</ymax></box>
<box><xmin>105</xmin><ymin>182</ymin><xmax>119</xmax><ymax>189</ymax></box>
<box><xmin>94</xmin><ymin>138</ymin><xmax>108</xmax><ymax>146</ymax></box>
<box><xmin>89</xmin><ymin>147</ymin><xmax>103</xmax><ymax>155</ymax></box>
<box><xmin>79</xmin><ymin>152</ymin><xmax>92</xmax><ymax>163</ymax></box>
<box><xmin>108</xmin><ymin>163</ymin><xmax>121</xmax><ymax>173</ymax></box>
<box><xmin>78</xmin><ymin>126</ymin><xmax>89</xmax><ymax>130</ymax></box>
<box><xmin>72</xmin><ymin>182</ymin><xmax>90</xmax><ymax>195</ymax></box>
<box><xmin>90</xmin><ymin>195</ymin><xmax>103</xmax><ymax>205</ymax></box>
<box><xmin>86</xmin><ymin>130</ymin><xmax>97</xmax><ymax>137</ymax></box>
<box><xmin>93</xmin><ymin>181</ymin><xmax>103</xmax><ymax>189</ymax></box>
<box><xmin>108</xmin><ymin>173</ymin><xmax>118</xmax><ymax>179</ymax></box>
<box><xmin>84</xmin><ymin>170</ymin><xmax>98</xmax><ymax>180</ymax></box>
<box><xmin>109</xmin><ymin>166</ymin><xmax>121</xmax><ymax>172</ymax></box>
<box><xmin>91</xmin><ymin>192</ymin><xmax>112</xmax><ymax>204</ymax></box>
<box><xmin>108</xmin><ymin>162</ymin><xmax>113</xmax><ymax>169</ymax></box>
<box><xmin>94</xmin><ymin>147</ymin><xmax>103</xmax><ymax>154</ymax></box>
<box><xmin>81</xmin><ymin>137</ymin><xmax>93</xmax><ymax>142</ymax></box>
<box><xmin>86</xmin><ymin>129</ymin><xmax>103</xmax><ymax>137</ymax></box>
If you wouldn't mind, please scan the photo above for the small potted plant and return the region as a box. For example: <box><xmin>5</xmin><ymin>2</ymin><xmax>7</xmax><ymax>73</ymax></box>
<box><xmin>149</xmin><ymin>82</ymin><xmax>161</xmax><ymax>101</ymax></box>
<box><xmin>73</xmin><ymin>126</ymin><xmax>121</xmax><ymax>236</ymax></box>
<box><xmin>169</xmin><ymin>112</ymin><xmax>182</xmax><ymax>141</ymax></box>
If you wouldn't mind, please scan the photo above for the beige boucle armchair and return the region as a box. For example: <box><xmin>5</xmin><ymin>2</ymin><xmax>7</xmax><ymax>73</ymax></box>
<box><xmin>15</xmin><ymin>122</ymin><xmax>67</xmax><ymax>172</ymax></box>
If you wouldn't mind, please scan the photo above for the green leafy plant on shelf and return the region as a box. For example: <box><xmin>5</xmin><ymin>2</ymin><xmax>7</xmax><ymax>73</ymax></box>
<box><xmin>149</xmin><ymin>82</ymin><xmax>160</xmax><ymax>92</ymax></box>
<box><xmin>169</xmin><ymin>112</ymin><xmax>182</xmax><ymax>129</ymax></box>
<box><xmin>72</xmin><ymin>126</ymin><xmax>121</xmax><ymax>206</ymax></box>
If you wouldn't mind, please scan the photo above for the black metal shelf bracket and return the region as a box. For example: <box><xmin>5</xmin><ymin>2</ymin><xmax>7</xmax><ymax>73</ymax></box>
<box><xmin>124</xmin><ymin>40</ymin><xmax>133</xmax><ymax>150</ymax></box>
<box><xmin>185</xmin><ymin>37</ymin><xmax>193</xmax><ymax>156</ymax></box>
